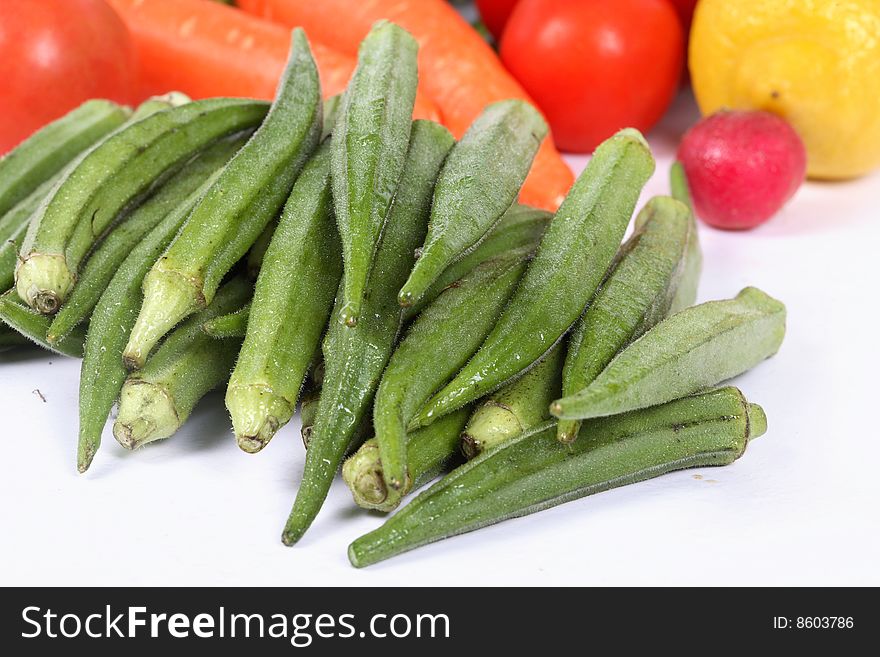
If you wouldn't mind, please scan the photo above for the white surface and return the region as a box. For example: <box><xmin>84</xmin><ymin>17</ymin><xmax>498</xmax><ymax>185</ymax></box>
<box><xmin>2</xmin><ymin>94</ymin><xmax>878</xmax><ymax>586</ymax></box>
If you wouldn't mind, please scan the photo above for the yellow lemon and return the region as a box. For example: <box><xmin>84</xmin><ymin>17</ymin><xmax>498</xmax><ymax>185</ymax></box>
<box><xmin>689</xmin><ymin>0</ymin><xmax>880</xmax><ymax>179</ymax></box>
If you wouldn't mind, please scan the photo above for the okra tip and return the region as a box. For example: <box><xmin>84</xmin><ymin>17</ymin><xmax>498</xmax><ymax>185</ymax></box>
<box><xmin>281</xmin><ymin>525</ymin><xmax>304</xmax><ymax>547</ymax></box>
<box><xmin>555</xmin><ymin>419</ymin><xmax>581</xmax><ymax>445</ymax></box>
<box><xmin>748</xmin><ymin>403</ymin><xmax>768</xmax><ymax>439</ymax></box>
<box><xmin>15</xmin><ymin>254</ymin><xmax>76</xmax><ymax>314</ymax></box>
<box><xmin>338</xmin><ymin>301</ymin><xmax>360</xmax><ymax>328</ymax></box>
<box><xmin>76</xmin><ymin>444</ymin><xmax>97</xmax><ymax>475</ymax></box>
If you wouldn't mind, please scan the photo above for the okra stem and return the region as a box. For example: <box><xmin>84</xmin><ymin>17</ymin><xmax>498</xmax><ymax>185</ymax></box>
<box><xmin>461</xmin><ymin>344</ymin><xmax>562</xmax><ymax>459</ymax></box>
<box><xmin>344</xmin><ymin>407</ymin><xmax>470</xmax><ymax>512</ymax></box>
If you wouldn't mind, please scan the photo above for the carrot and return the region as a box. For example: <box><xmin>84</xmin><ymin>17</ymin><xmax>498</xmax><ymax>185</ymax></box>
<box><xmin>237</xmin><ymin>0</ymin><xmax>573</xmax><ymax>210</ymax></box>
<box><xmin>105</xmin><ymin>0</ymin><xmax>439</xmax><ymax>120</ymax></box>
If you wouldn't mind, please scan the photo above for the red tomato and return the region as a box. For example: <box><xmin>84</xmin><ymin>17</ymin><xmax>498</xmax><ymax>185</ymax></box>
<box><xmin>500</xmin><ymin>0</ymin><xmax>683</xmax><ymax>153</ymax></box>
<box><xmin>0</xmin><ymin>0</ymin><xmax>135</xmax><ymax>153</ymax></box>
<box><xmin>475</xmin><ymin>0</ymin><xmax>520</xmax><ymax>42</ymax></box>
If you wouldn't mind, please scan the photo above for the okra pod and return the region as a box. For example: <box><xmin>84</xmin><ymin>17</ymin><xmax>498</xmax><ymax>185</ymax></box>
<box><xmin>0</xmin><ymin>291</ymin><xmax>85</xmax><ymax>357</ymax></box>
<box><xmin>245</xmin><ymin>223</ymin><xmax>275</xmax><ymax>280</ymax></box>
<box><xmin>665</xmin><ymin>161</ymin><xmax>702</xmax><ymax>314</ymax></box>
<box><xmin>412</xmin><ymin>129</ymin><xmax>655</xmax><ymax>428</ymax></box>
<box><xmin>202</xmin><ymin>303</ymin><xmax>251</xmax><ymax>339</ymax></box>
<box><xmin>124</xmin><ymin>30</ymin><xmax>321</xmax><ymax>368</ymax></box>
<box><xmin>375</xmin><ymin>254</ymin><xmax>529</xmax><ymax>490</ymax></box>
<box><xmin>402</xmin><ymin>203</ymin><xmax>550</xmax><ymax>321</ymax></box>
<box><xmin>0</xmin><ymin>99</ymin><xmax>130</xmax><ymax>218</ymax></box>
<box><xmin>344</xmin><ymin>407</ymin><xmax>470</xmax><ymax>512</ymax></box>
<box><xmin>77</xmin><ymin>136</ymin><xmax>246</xmax><ymax>472</ymax></box>
<box><xmin>282</xmin><ymin>119</ymin><xmax>453</xmax><ymax>545</ymax></box>
<box><xmin>0</xmin><ymin>174</ymin><xmax>65</xmax><ymax>292</ymax></box>
<box><xmin>462</xmin><ymin>344</ymin><xmax>563</xmax><ymax>459</ymax></box>
<box><xmin>349</xmin><ymin>387</ymin><xmax>767</xmax><ymax>567</ymax></box>
<box><xmin>552</xmin><ymin>287</ymin><xmax>786</xmax><ymax>421</ymax></box>
<box><xmin>226</xmin><ymin>141</ymin><xmax>342</xmax><ymax>453</ymax></box>
<box><xmin>557</xmin><ymin>196</ymin><xmax>692</xmax><ymax>443</ymax></box>
<box><xmin>113</xmin><ymin>278</ymin><xmax>251</xmax><ymax>449</ymax></box>
<box><xmin>47</xmin><ymin>132</ymin><xmax>251</xmax><ymax>345</ymax></box>
<box><xmin>16</xmin><ymin>97</ymin><xmax>267</xmax><ymax>314</ymax></box>
<box><xmin>243</xmin><ymin>96</ymin><xmax>340</xmax><ymax>282</ymax></box>
<box><xmin>398</xmin><ymin>100</ymin><xmax>548</xmax><ymax>308</ymax></box>
<box><xmin>331</xmin><ymin>21</ymin><xmax>419</xmax><ymax>327</ymax></box>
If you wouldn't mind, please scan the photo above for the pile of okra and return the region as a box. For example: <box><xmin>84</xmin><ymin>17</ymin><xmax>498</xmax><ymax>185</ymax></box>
<box><xmin>0</xmin><ymin>23</ymin><xmax>785</xmax><ymax>567</ymax></box>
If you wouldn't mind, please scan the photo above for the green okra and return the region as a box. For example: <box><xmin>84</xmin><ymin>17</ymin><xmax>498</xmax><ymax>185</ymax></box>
<box><xmin>402</xmin><ymin>203</ymin><xmax>550</xmax><ymax>321</ymax></box>
<box><xmin>375</xmin><ymin>254</ymin><xmax>529</xmax><ymax>490</ymax></box>
<box><xmin>462</xmin><ymin>343</ymin><xmax>563</xmax><ymax>459</ymax></box>
<box><xmin>398</xmin><ymin>100</ymin><xmax>548</xmax><ymax>309</ymax></box>
<box><xmin>344</xmin><ymin>407</ymin><xmax>471</xmax><ymax>512</ymax></box>
<box><xmin>321</xmin><ymin>94</ymin><xmax>342</xmax><ymax>142</ymax></box>
<box><xmin>77</xmin><ymin>137</ymin><xmax>245</xmax><ymax>473</ymax></box>
<box><xmin>331</xmin><ymin>21</ymin><xmax>419</xmax><ymax>327</ymax></box>
<box><xmin>299</xmin><ymin>387</ymin><xmax>320</xmax><ymax>448</ymax></box>
<box><xmin>123</xmin><ymin>30</ymin><xmax>322</xmax><ymax>368</ymax></box>
<box><xmin>202</xmin><ymin>303</ymin><xmax>251</xmax><ymax>339</ymax></box>
<box><xmin>557</xmin><ymin>196</ymin><xmax>692</xmax><ymax>443</ymax></box>
<box><xmin>665</xmin><ymin>161</ymin><xmax>701</xmax><ymax>313</ymax></box>
<box><xmin>226</xmin><ymin>141</ymin><xmax>342</xmax><ymax>453</ymax></box>
<box><xmin>0</xmin><ymin>99</ymin><xmax>130</xmax><ymax>218</ymax></box>
<box><xmin>551</xmin><ymin>287</ymin><xmax>786</xmax><ymax>421</ymax></box>
<box><xmin>16</xmin><ymin>97</ymin><xmax>266</xmax><ymax>315</ymax></box>
<box><xmin>113</xmin><ymin>278</ymin><xmax>251</xmax><ymax>449</ymax></box>
<box><xmin>47</xmin><ymin>133</ymin><xmax>251</xmax><ymax>345</ymax></box>
<box><xmin>242</xmin><ymin>95</ymin><xmax>342</xmax><ymax>282</ymax></box>
<box><xmin>411</xmin><ymin>129</ymin><xmax>655</xmax><ymax>429</ymax></box>
<box><xmin>0</xmin><ymin>174</ymin><xmax>67</xmax><ymax>292</ymax></box>
<box><xmin>282</xmin><ymin>119</ymin><xmax>453</xmax><ymax>546</ymax></box>
<box><xmin>0</xmin><ymin>291</ymin><xmax>86</xmax><ymax>357</ymax></box>
<box><xmin>349</xmin><ymin>387</ymin><xmax>767</xmax><ymax>567</ymax></box>
<box><xmin>1</xmin><ymin>96</ymin><xmax>187</xmax><ymax>292</ymax></box>
<box><xmin>246</xmin><ymin>222</ymin><xmax>275</xmax><ymax>279</ymax></box>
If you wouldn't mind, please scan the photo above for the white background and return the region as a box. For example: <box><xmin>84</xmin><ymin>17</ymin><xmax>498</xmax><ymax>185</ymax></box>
<box><xmin>1</xmin><ymin>93</ymin><xmax>878</xmax><ymax>586</ymax></box>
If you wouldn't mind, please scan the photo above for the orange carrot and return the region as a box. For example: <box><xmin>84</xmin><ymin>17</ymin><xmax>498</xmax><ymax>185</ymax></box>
<box><xmin>105</xmin><ymin>0</ymin><xmax>439</xmax><ymax>120</ymax></box>
<box><xmin>237</xmin><ymin>0</ymin><xmax>573</xmax><ymax>210</ymax></box>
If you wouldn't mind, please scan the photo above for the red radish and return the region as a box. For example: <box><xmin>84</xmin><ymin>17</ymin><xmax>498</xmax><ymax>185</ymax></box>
<box><xmin>677</xmin><ymin>110</ymin><xmax>806</xmax><ymax>230</ymax></box>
